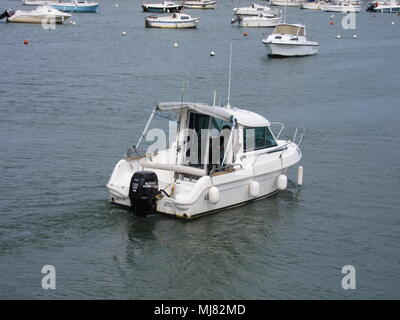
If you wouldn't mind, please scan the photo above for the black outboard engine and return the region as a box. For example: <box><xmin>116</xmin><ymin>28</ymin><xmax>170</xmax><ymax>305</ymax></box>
<box><xmin>366</xmin><ymin>2</ymin><xmax>378</xmax><ymax>12</ymax></box>
<box><xmin>0</xmin><ymin>9</ymin><xmax>15</xmax><ymax>20</ymax></box>
<box><xmin>129</xmin><ymin>171</ymin><xmax>160</xmax><ymax>215</ymax></box>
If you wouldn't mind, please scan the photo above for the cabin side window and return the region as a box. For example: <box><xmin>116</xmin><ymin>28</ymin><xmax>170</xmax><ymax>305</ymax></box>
<box><xmin>243</xmin><ymin>126</ymin><xmax>277</xmax><ymax>152</ymax></box>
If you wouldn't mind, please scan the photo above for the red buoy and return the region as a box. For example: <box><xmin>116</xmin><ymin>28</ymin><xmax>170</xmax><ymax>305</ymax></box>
<box><xmin>23</xmin><ymin>40</ymin><xmax>29</xmax><ymax>45</ymax></box>
<box><xmin>329</xmin><ymin>21</ymin><xmax>335</xmax><ymax>25</ymax></box>
<box><xmin>243</xmin><ymin>32</ymin><xmax>248</xmax><ymax>37</ymax></box>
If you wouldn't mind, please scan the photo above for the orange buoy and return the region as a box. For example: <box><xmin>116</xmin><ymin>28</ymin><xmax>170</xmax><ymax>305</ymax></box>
<box><xmin>23</xmin><ymin>40</ymin><xmax>29</xmax><ymax>45</ymax></box>
<box><xmin>243</xmin><ymin>32</ymin><xmax>248</xmax><ymax>36</ymax></box>
<box><xmin>329</xmin><ymin>21</ymin><xmax>335</xmax><ymax>25</ymax></box>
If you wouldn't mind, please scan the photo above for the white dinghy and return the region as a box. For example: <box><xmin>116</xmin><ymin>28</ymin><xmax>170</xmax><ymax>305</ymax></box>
<box><xmin>262</xmin><ymin>23</ymin><xmax>319</xmax><ymax>57</ymax></box>
<box><xmin>107</xmin><ymin>100</ymin><xmax>303</xmax><ymax>218</ymax></box>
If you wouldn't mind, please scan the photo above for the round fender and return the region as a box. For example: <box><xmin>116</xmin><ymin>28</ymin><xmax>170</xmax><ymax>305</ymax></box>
<box><xmin>249</xmin><ymin>181</ymin><xmax>260</xmax><ymax>197</ymax></box>
<box><xmin>277</xmin><ymin>174</ymin><xmax>287</xmax><ymax>191</ymax></box>
<box><xmin>208</xmin><ymin>186</ymin><xmax>219</xmax><ymax>204</ymax></box>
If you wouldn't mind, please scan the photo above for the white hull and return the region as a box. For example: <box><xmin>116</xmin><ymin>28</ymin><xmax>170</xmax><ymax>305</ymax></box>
<box><xmin>8</xmin><ymin>14</ymin><xmax>68</xmax><ymax>23</ymax></box>
<box><xmin>239</xmin><ymin>16</ymin><xmax>282</xmax><ymax>27</ymax></box>
<box><xmin>322</xmin><ymin>4</ymin><xmax>362</xmax><ymax>12</ymax></box>
<box><xmin>299</xmin><ymin>2</ymin><xmax>328</xmax><ymax>10</ymax></box>
<box><xmin>108</xmin><ymin>142</ymin><xmax>301</xmax><ymax>219</ymax></box>
<box><xmin>183</xmin><ymin>1</ymin><xmax>216</xmax><ymax>9</ymax></box>
<box><xmin>265</xmin><ymin>42</ymin><xmax>319</xmax><ymax>56</ymax></box>
<box><xmin>270</xmin><ymin>0</ymin><xmax>300</xmax><ymax>7</ymax></box>
<box><xmin>145</xmin><ymin>19</ymin><xmax>199</xmax><ymax>28</ymax></box>
<box><xmin>22</xmin><ymin>0</ymin><xmax>61</xmax><ymax>5</ymax></box>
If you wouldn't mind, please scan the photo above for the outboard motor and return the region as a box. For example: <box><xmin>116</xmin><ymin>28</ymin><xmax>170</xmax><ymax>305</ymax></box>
<box><xmin>129</xmin><ymin>171</ymin><xmax>160</xmax><ymax>215</ymax></box>
<box><xmin>0</xmin><ymin>9</ymin><xmax>15</xmax><ymax>20</ymax></box>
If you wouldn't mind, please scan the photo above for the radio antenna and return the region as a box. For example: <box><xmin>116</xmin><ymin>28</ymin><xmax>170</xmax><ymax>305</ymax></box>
<box><xmin>226</xmin><ymin>41</ymin><xmax>233</xmax><ymax>109</ymax></box>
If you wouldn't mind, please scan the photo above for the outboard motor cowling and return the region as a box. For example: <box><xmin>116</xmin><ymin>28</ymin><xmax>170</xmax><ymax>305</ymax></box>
<box><xmin>129</xmin><ymin>171</ymin><xmax>160</xmax><ymax>215</ymax></box>
<box><xmin>0</xmin><ymin>9</ymin><xmax>15</xmax><ymax>20</ymax></box>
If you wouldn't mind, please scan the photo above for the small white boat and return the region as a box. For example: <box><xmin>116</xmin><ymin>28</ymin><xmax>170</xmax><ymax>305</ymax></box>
<box><xmin>366</xmin><ymin>1</ymin><xmax>400</xmax><ymax>12</ymax></box>
<box><xmin>142</xmin><ymin>1</ymin><xmax>184</xmax><ymax>13</ymax></box>
<box><xmin>322</xmin><ymin>2</ymin><xmax>362</xmax><ymax>12</ymax></box>
<box><xmin>299</xmin><ymin>1</ymin><xmax>329</xmax><ymax>10</ymax></box>
<box><xmin>235</xmin><ymin>12</ymin><xmax>283</xmax><ymax>28</ymax></box>
<box><xmin>22</xmin><ymin>0</ymin><xmax>61</xmax><ymax>5</ymax></box>
<box><xmin>107</xmin><ymin>101</ymin><xmax>303</xmax><ymax>218</ymax></box>
<box><xmin>262</xmin><ymin>23</ymin><xmax>319</xmax><ymax>57</ymax></box>
<box><xmin>269</xmin><ymin>0</ymin><xmax>301</xmax><ymax>7</ymax></box>
<box><xmin>0</xmin><ymin>5</ymin><xmax>71</xmax><ymax>23</ymax></box>
<box><xmin>145</xmin><ymin>12</ymin><xmax>199</xmax><ymax>28</ymax></box>
<box><xmin>183</xmin><ymin>0</ymin><xmax>217</xmax><ymax>9</ymax></box>
<box><xmin>233</xmin><ymin>3</ymin><xmax>273</xmax><ymax>15</ymax></box>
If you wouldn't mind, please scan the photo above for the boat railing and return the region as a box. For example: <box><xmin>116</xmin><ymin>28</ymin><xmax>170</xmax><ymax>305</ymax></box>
<box><xmin>293</xmin><ymin>126</ymin><xmax>305</xmax><ymax>147</ymax></box>
<box><xmin>270</xmin><ymin>122</ymin><xmax>284</xmax><ymax>139</ymax></box>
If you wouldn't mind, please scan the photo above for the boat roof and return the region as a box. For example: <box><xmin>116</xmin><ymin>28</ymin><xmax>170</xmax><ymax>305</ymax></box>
<box><xmin>156</xmin><ymin>102</ymin><xmax>270</xmax><ymax>127</ymax></box>
<box><xmin>273</xmin><ymin>23</ymin><xmax>306</xmax><ymax>36</ymax></box>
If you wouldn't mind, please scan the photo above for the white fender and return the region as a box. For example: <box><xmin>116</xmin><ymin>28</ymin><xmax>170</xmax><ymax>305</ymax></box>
<box><xmin>297</xmin><ymin>166</ymin><xmax>303</xmax><ymax>186</ymax></box>
<box><xmin>249</xmin><ymin>181</ymin><xmax>260</xmax><ymax>197</ymax></box>
<box><xmin>208</xmin><ymin>186</ymin><xmax>220</xmax><ymax>204</ymax></box>
<box><xmin>277</xmin><ymin>174</ymin><xmax>287</xmax><ymax>191</ymax></box>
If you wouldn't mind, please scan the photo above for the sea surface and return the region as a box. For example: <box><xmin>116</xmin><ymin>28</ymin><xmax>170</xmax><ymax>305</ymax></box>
<box><xmin>0</xmin><ymin>0</ymin><xmax>399</xmax><ymax>299</ymax></box>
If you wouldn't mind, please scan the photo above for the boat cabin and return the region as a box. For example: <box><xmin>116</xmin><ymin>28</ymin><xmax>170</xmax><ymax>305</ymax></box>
<box><xmin>272</xmin><ymin>24</ymin><xmax>306</xmax><ymax>36</ymax></box>
<box><xmin>135</xmin><ymin>102</ymin><xmax>279</xmax><ymax>178</ymax></box>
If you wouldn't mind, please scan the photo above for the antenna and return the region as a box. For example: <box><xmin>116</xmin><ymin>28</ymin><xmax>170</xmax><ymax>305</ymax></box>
<box><xmin>284</xmin><ymin>1</ymin><xmax>287</xmax><ymax>24</ymax></box>
<box><xmin>213</xmin><ymin>90</ymin><xmax>216</xmax><ymax>106</ymax></box>
<box><xmin>226</xmin><ymin>41</ymin><xmax>233</xmax><ymax>109</ymax></box>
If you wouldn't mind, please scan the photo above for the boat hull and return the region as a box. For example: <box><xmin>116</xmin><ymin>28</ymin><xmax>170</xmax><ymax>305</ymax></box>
<box><xmin>8</xmin><ymin>14</ymin><xmax>69</xmax><ymax>23</ymax></box>
<box><xmin>145</xmin><ymin>17</ymin><xmax>199</xmax><ymax>28</ymax></box>
<box><xmin>183</xmin><ymin>1</ymin><xmax>216</xmax><ymax>9</ymax></box>
<box><xmin>142</xmin><ymin>5</ymin><xmax>184</xmax><ymax>13</ymax></box>
<box><xmin>239</xmin><ymin>17</ymin><xmax>283</xmax><ymax>27</ymax></box>
<box><xmin>22</xmin><ymin>0</ymin><xmax>61</xmax><ymax>5</ymax></box>
<box><xmin>370</xmin><ymin>6</ymin><xmax>400</xmax><ymax>12</ymax></box>
<box><xmin>107</xmin><ymin>141</ymin><xmax>301</xmax><ymax>219</ymax></box>
<box><xmin>264</xmin><ymin>42</ymin><xmax>319</xmax><ymax>57</ymax></box>
<box><xmin>270</xmin><ymin>0</ymin><xmax>300</xmax><ymax>7</ymax></box>
<box><xmin>52</xmin><ymin>4</ymin><xmax>99</xmax><ymax>12</ymax></box>
<box><xmin>322</xmin><ymin>5</ymin><xmax>361</xmax><ymax>12</ymax></box>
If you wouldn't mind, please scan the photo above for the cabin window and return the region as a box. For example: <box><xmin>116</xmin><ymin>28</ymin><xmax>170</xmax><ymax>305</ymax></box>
<box><xmin>181</xmin><ymin>16</ymin><xmax>189</xmax><ymax>20</ymax></box>
<box><xmin>243</xmin><ymin>126</ymin><xmax>277</xmax><ymax>152</ymax></box>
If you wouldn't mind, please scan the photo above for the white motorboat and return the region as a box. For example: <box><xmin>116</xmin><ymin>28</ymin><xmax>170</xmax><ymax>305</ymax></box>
<box><xmin>145</xmin><ymin>12</ymin><xmax>199</xmax><ymax>28</ymax></box>
<box><xmin>0</xmin><ymin>5</ymin><xmax>71</xmax><ymax>23</ymax></box>
<box><xmin>235</xmin><ymin>12</ymin><xmax>283</xmax><ymax>27</ymax></box>
<box><xmin>299</xmin><ymin>1</ymin><xmax>329</xmax><ymax>10</ymax></box>
<box><xmin>269</xmin><ymin>0</ymin><xmax>301</xmax><ymax>7</ymax></box>
<box><xmin>233</xmin><ymin>3</ymin><xmax>273</xmax><ymax>15</ymax></box>
<box><xmin>22</xmin><ymin>0</ymin><xmax>61</xmax><ymax>5</ymax></box>
<box><xmin>262</xmin><ymin>23</ymin><xmax>319</xmax><ymax>57</ymax></box>
<box><xmin>366</xmin><ymin>1</ymin><xmax>400</xmax><ymax>12</ymax></box>
<box><xmin>183</xmin><ymin>0</ymin><xmax>217</xmax><ymax>9</ymax></box>
<box><xmin>322</xmin><ymin>2</ymin><xmax>362</xmax><ymax>12</ymax></box>
<box><xmin>141</xmin><ymin>1</ymin><xmax>184</xmax><ymax>13</ymax></box>
<box><xmin>107</xmin><ymin>100</ymin><xmax>303</xmax><ymax>219</ymax></box>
